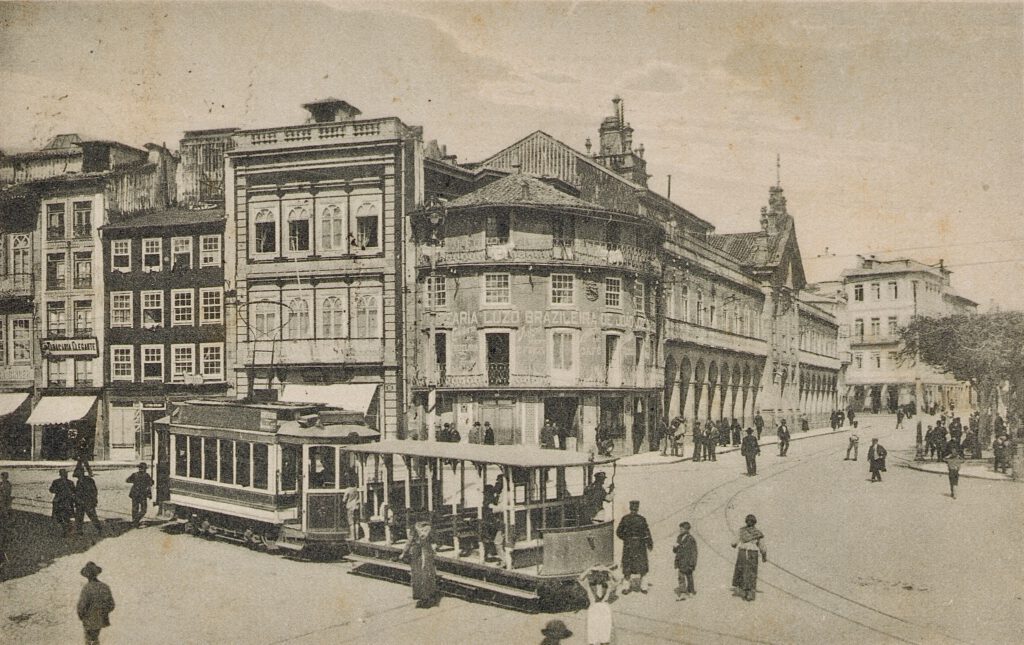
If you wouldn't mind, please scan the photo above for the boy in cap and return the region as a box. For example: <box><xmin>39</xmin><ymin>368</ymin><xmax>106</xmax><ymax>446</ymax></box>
<box><xmin>673</xmin><ymin>521</ymin><xmax>698</xmax><ymax>600</ymax></box>
<box><xmin>125</xmin><ymin>463</ymin><xmax>154</xmax><ymax>528</ymax></box>
<box><xmin>77</xmin><ymin>561</ymin><xmax>115</xmax><ymax>645</ymax></box>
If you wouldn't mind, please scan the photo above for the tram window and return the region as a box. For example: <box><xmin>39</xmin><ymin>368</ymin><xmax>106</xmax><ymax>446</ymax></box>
<box><xmin>253</xmin><ymin>444</ymin><xmax>269</xmax><ymax>490</ymax></box>
<box><xmin>188</xmin><ymin>436</ymin><xmax>202</xmax><ymax>478</ymax></box>
<box><xmin>203</xmin><ymin>438</ymin><xmax>217</xmax><ymax>480</ymax></box>
<box><xmin>174</xmin><ymin>434</ymin><xmax>187</xmax><ymax>476</ymax></box>
<box><xmin>235</xmin><ymin>442</ymin><xmax>251</xmax><ymax>487</ymax></box>
<box><xmin>281</xmin><ymin>444</ymin><xmax>299</xmax><ymax>491</ymax></box>
<box><xmin>309</xmin><ymin>446</ymin><xmax>336</xmax><ymax>489</ymax></box>
<box><xmin>219</xmin><ymin>440</ymin><xmax>234</xmax><ymax>484</ymax></box>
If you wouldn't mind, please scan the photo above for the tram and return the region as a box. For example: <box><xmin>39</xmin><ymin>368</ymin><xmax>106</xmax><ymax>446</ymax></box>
<box><xmin>340</xmin><ymin>440</ymin><xmax>618</xmax><ymax>611</ymax></box>
<box><xmin>154</xmin><ymin>399</ymin><xmax>378</xmax><ymax>552</ymax></box>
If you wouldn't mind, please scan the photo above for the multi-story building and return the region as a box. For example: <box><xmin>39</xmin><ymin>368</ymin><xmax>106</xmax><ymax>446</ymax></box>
<box><xmin>100</xmin><ymin>207</ymin><xmax>228</xmax><ymax>461</ymax></box>
<box><xmin>819</xmin><ymin>256</ymin><xmax>977</xmax><ymax>413</ymax></box>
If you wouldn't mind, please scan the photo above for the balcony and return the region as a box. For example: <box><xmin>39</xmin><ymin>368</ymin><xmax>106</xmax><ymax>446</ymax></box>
<box><xmin>233</xmin><ymin>118</ymin><xmax>405</xmax><ymax>152</ymax></box>
<box><xmin>74</xmin><ymin>277</ymin><xmax>93</xmax><ymax>290</ymax></box>
<box><xmin>849</xmin><ymin>334</ymin><xmax>901</xmax><ymax>347</ymax></box>
<box><xmin>663</xmin><ymin>317</ymin><xmax>769</xmax><ymax>357</ymax></box>
<box><xmin>246</xmin><ymin>338</ymin><xmax>384</xmax><ymax>366</ymax></box>
<box><xmin>419</xmin><ymin>239</ymin><xmax>661</xmax><ymax>275</ymax></box>
<box><xmin>413</xmin><ymin>367</ymin><xmax>664</xmax><ymax>390</ymax></box>
<box><xmin>0</xmin><ymin>273</ymin><xmax>33</xmax><ymax>298</ymax></box>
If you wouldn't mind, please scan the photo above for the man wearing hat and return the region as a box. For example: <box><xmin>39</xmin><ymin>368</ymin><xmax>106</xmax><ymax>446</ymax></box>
<box><xmin>77</xmin><ymin>561</ymin><xmax>115</xmax><ymax>645</ymax></box>
<box><xmin>581</xmin><ymin>471</ymin><xmax>614</xmax><ymax>523</ymax></box>
<box><xmin>125</xmin><ymin>463</ymin><xmax>154</xmax><ymax>528</ymax></box>
<box><xmin>73</xmin><ymin>467</ymin><xmax>103</xmax><ymax>536</ymax></box>
<box><xmin>616</xmin><ymin>500</ymin><xmax>653</xmax><ymax>594</ymax></box>
<box><xmin>49</xmin><ymin>468</ymin><xmax>76</xmax><ymax>537</ymax></box>
<box><xmin>540</xmin><ymin>619</ymin><xmax>573</xmax><ymax>645</ymax></box>
<box><xmin>468</xmin><ymin>421</ymin><xmax>484</xmax><ymax>444</ymax></box>
<box><xmin>868</xmin><ymin>438</ymin><xmax>888</xmax><ymax>482</ymax></box>
<box><xmin>740</xmin><ymin>428</ymin><xmax>760</xmax><ymax>476</ymax></box>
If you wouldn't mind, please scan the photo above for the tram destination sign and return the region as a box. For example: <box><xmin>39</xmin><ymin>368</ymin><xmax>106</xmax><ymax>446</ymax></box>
<box><xmin>40</xmin><ymin>337</ymin><xmax>99</xmax><ymax>358</ymax></box>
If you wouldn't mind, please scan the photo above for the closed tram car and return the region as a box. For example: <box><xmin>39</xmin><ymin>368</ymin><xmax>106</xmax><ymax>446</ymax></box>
<box><xmin>154</xmin><ymin>399</ymin><xmax>378</xmax><ymax>552</ymax></box>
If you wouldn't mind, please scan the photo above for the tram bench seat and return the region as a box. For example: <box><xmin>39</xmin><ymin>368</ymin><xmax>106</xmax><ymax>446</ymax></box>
<box><xmin>431</xmin><ymin>508</ymin><xmax>481</xmax><ymax>543</ymax></box>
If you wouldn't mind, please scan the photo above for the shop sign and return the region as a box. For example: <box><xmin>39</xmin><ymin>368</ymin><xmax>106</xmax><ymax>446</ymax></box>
<box><xmin>41</xmin><ymin>337</ymin><xmax>99</xmax><ymax>358</ymax></box>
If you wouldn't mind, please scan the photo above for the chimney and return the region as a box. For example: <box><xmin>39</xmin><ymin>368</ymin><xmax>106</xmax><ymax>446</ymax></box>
<box><xmin>613</xmin><ymin>96</ymin><xmax>624</xmax><ymax>126</ymax></box>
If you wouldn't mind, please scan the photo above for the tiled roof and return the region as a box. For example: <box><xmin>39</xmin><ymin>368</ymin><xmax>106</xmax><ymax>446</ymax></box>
<box><xmin>103</xmin><ymin>207</ymin><xmax>226</xmax><ymax>230</ymax></box>
<box><xmin>446</xmin><ymin>173</ymin><xmax>605</xmax><ymax>211</ymax></box>
<box><xmin>707</xmin><ymin>232</ymin><xmax>763</xmax><ymax>264</ymax></box>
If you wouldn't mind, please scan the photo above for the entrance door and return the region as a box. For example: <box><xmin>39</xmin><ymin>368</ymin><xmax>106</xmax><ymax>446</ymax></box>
<box><xmin>434</xmin><ymin>332</ymin><xmax>447</xmax><ymax>385</ymax></box>
<box><xmin>544</xmin><ymin>398</ymin><xmax>579</xmax><ymax>449</ymax></box>
<box><xmin>480</xmin><ymin>400</ymin><xmax>517</xmax><ymax>444</ymax></box>
<box><xmin>486</xmin><ymin>333</ymin><xmax>510</xmax><ymax>385</ymax></box>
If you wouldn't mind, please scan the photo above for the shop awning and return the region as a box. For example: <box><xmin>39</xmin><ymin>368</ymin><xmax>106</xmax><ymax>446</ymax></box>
<box><xmin>279</xmin><ymin>384</ymin><xmax>379</xmax><ymax>414</ymax></box>
<box><xmin>0</xmin><ymin>392</ymin><xmax>28</xmax><ymax>417</ymax></box>
<box><xmin>27</xmin><ymin>396</ymin><xmax>97</xmax><ymax>425</ymax></box>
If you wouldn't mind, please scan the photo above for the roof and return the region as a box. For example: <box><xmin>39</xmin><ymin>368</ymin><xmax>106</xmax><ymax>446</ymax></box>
<box><xmin>447</xmin><ymin>173</ymin><xmax>605</xmax><ymax>211</ymax></box>
<box><xmin>841</xmin><ymin>257</ymin><xmax>942</xmax><ymax>279</ymax></box>
<box><xmin>707</xmin><ymin>232</ymin><xmax>765</xmax><ymax>265</ymax></box>
<box><xmin>44</xmin><ymin>134</ymin><xmax>83</xmax><ymax>150</ymax></box>
<box><xmin>277</xmin><ymin>421</ymin><xmax>379</xmax><ymax>442</ymax></box>
<box><xmin>344</xmin><ymin>439</ymin><xmax>617</xmax><ymax>468</ymax></box>
<box><xmin>279</xmin><ymin>383</ymin><xmax>379</xmax><ymax>414</ymax></box>
<box><xmin>102</xmin><ymin>207</ymin><xmax>226</xmax><ymax>231</ymax></box>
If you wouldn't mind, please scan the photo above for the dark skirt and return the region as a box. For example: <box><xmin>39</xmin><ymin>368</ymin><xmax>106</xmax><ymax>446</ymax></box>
<box><xmin>732</xmin><ymin>550</ymin><xmax>759</xmax><ymax>592</ymax></box>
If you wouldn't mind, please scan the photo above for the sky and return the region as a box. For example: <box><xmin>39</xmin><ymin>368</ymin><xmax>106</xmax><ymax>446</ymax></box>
<box><xmin>1</xmin><ymin>1</ymin><xmax>1021</xmax><ymax>309</ymax></box>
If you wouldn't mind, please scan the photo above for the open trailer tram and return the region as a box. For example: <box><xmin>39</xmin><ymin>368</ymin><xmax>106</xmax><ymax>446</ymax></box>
<box><xmin>154</xmin><ymin>399</ymin><xmax>378</xmax><ymax>552</ymax></box>
<box><xmin>340</xmin><ymin>440</ymin><xmax>618</xmax><ymax>611</ymax></box>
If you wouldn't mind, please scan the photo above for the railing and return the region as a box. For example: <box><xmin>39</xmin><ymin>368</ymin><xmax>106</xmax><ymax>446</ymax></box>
<box><xmin>237</xmin><ymin>119</ymin><xmax>399</xmax><ymax>149</ymax></box>
<box><xmin>849</xmin><ymin>334</ymin><xmax>900</xmax><ymax>345</ymax></box>
<box><xmin>0</xmin><ymin>273</ymin><xmax>33</xmax><ymax>296</ymax></box>
<box><xmin>487</xmin><ymin>363</ymin><xmax>510</xmax><ymax>386</ymax></box>
<box><xmin>73</xmin><ymin>226</ymin><xmax>91</xmax><ymax>239</ymax></box>
<box><xmin>412</xmin><ymin>368</ymin><xmax>664</xmax><ymax>389</ymax></box>
<box><xmin>246</xmin><ymin>338</ymin><xmax>384</xmax><ymax>366</ymax></box>
<box><xmin>74</xmin><ymin>277</ymin><xmax>92</xmax><ymax>290</ymax></box>
<box><xmin>420</xmin><ymin>239</ymin><xmax>661</xmax><ymax>274</ymax></box>
<box><xmin>663</xmin><ymin>317</ymin><xmax>770</xmax><ymax>357</ymax></box>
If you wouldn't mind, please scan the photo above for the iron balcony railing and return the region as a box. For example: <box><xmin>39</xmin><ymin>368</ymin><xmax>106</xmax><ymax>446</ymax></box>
<box><xmin>420</xmin><ymin>239</ymin><xmax>661</xmax><ymax>274</ymax></box>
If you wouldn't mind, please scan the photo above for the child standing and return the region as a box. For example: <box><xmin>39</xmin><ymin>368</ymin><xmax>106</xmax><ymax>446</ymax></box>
<box><xmin>673</xmin><ymin>521</ymin><xmax>698</xmax><ymax>600</ymax></box>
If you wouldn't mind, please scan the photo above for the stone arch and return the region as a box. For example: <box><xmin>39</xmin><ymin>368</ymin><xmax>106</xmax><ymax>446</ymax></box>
<box><xmin>679</xmin><ymin>357</ymin><xmax>692</xmax><ymax>420</ymax></box>
<box><xmin>663</xmin><ymin>354</ymin><xmax>677</xmax><ymax>416</ymax></box>
<box><xmin>693</xmin><ymin>359</ymin><xmax>706</xmax><ymax>421</ymax></box>
<box><xmin>718</xmin><ymin>363</ymin><xmax>731</xmax><ymax>420</ymax></box>
<box><xmin>707</xmin><ymin>361</ymin><xmax>719</xmax><ymax>421</ymax></box>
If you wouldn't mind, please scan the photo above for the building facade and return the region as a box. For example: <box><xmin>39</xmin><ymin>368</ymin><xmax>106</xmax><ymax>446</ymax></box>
<box><xmin>101</xmin><ymin>208</ymin><xmax>229</xmax><ymax>461</ymax></box>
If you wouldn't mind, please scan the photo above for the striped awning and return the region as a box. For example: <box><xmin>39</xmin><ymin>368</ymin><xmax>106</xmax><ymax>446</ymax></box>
<box><xmin>27</xmin><ymin>396</ymin><xmax>97</xmax><ymax>425</ymax></box>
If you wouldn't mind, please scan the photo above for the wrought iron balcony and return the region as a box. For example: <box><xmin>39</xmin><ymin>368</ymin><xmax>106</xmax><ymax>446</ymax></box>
<box><xmin>419</xmin><ymin>239</ymin><xmax>661</xmax><ymax>275</ymax></box>
<box><xmin>0</xmin><ymin>273</ymin><xmax>33</xmax><ymax>298</ymax></box>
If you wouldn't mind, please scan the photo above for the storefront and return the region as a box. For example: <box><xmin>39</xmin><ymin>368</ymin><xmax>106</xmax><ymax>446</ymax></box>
<box><xmin>0</xmin><ymin>392</ymin><xmax>32</xmax><ymax>459</ymax></box>
<box><xmin>26</xmin><ymin>395</ymin><xmax>98</xmax><ymax>460</ymax></box>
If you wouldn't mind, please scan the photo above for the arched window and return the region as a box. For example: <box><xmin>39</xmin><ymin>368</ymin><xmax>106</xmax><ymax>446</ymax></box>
<box><xmin>680</xmin><ymin>285</ymin><xmax>689</xmax><ymax>322</ymax></box>
<box><xmin>11</xmin><ymin>234</ymin><xmax>30</xmax><ymax>275</ymax></box>
<box><xmin>320</xmin><ymin>204</ymin><xmax>345</xmax><ymax>251</ymax></box>
<box><xmin>321</xmin><ymin>295</ymin><xmax>346</xmax><ymax>338</ymax></box>
<box><xmin>352</xmin><ymin>202</ymin><xmax>379</xmax><ymax>250</ymax></box>
<box><xmin>254</xmin><ymin>209</ymin><xmax>276</xmax><ymax>254</ymax></box>
<box><xmin>695</xmin><ymin>289</ymin><xmax>704</xmax><ymax>326</ymax></box>
<box><xmin>287</xmin><ymin>208</ymin><xmax>310</xmax><ymax>252</ymax></box>
<box><xmin>353</xmin><ymin>294</ymin><xmax>379</xmax><ymax>338</ymax></box>
<box><xmin>286</xmin><ymin>298</ymin><xmax>310</xmax><ymax>339</ymax></box>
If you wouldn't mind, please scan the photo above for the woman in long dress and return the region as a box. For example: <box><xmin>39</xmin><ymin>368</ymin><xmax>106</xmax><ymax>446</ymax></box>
<box><xmin>731</xmin><ymin>514</ymin><xmax>767</xmax><ymax>601</ymax></box>
<box><xmin>401</xmin><ymin>521</ymin><xmax>439</xmax><ymax>608</ymax></box>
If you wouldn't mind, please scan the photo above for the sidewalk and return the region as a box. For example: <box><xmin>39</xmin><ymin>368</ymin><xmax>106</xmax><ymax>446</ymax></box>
<box><xmin>617</xmin><ymin>424</ymin><xmax>851</xmax><ymax>467</ymax></box>
<box><xmin>894</xmin><ymin>456</ymin><xmax>1014</xmax><ymax>481</ymax></box>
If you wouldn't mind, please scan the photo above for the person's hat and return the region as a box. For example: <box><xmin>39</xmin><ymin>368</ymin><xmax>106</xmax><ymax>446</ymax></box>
<box><xmin>80</xmin><ymin>561</ymin><xmax>102</xmax><ymax>578</ymax></box>
<box><xmin>414</xmin><ymin>520</ymin><xmax>432</xmax><ymax>533</ymax></box>
<box><xmin>473</xmin><ymin>421</ymin><xmax>481</xmax><ymax>426</ymax></box>
<box><xmin>138</xmin><ymin>462</ymin><xmax>148</xmax><ymax>469</ymax></box>
<box><xmin>679</xmin><ymin>521</ymin><xmax>691</xmax><ymax>529</ymax></box>
<box><xmin>746</xmin><ymin>428</ymin><xmax>754</xmax><ymax>434</ymax></box>
<box><xmin>594</xmin><ymin>471</ymin><xmax>607</xmax><ymax>480</ymax></box>
<box><xmin>58</xmin><ymin>468</ymin><xmax>68</xmax><ymax>476</ymax></box>
<box><xmin>629</xmin><ymin>500</ymin><xmax>640</xmax><ymax>509</ymax></box>
<box><xmin>541</xmin><ymin>620</ymin><xmax>573</xmax><ymax>639</ymax></box>
<box><xmin>745</xmin><ymin>514</ymin><xmax>757</xmax><ymax>524</ymax></box>
<box><xmin>72</xmin><ymin>466</ymin><xmax>85</xmax><ymax>478</ymax></box>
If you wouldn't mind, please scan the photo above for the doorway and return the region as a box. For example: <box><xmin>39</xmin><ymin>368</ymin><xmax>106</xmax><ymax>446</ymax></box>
<box><xmin>543</xmin><ymin>397</ymin><xmax>579</xmax><ymax>450</ymax></box>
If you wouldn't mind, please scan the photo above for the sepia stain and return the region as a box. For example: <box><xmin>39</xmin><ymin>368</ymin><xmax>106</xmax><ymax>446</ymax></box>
<box><xmin>160</xmin><ymin>535</ymin><xmax>176</xmax><ymax>554</ymax></box>
<box><xmin>647</xmin><ymin>3</ymin><xmax>664</xmax><ymax>16</ymax></box>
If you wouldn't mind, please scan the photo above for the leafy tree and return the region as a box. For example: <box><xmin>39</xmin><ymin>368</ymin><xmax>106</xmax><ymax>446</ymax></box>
<box><xmin>900</xmin><ymin>311</ymin><xmax>1024</xmax><ymax>448</ymax></box>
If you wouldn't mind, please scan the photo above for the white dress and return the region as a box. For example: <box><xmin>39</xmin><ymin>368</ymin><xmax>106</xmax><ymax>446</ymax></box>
<box><xmin>587</xmin><ymin>600</ymin><xmax>612</xmax><ymax>644</ymax></box>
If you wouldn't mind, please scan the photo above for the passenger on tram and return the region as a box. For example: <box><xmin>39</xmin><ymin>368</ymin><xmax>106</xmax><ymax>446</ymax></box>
<box><xmin>581</xmin><ymin>472</ymin><xmax>614</xmax><ymax>524</ymax></box>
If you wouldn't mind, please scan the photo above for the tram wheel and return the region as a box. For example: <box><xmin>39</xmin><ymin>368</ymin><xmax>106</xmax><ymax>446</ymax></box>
<box><xmin>243</xmin><ymin>528</ymin><xmax>255</xmax><ymax>549</ymax></box>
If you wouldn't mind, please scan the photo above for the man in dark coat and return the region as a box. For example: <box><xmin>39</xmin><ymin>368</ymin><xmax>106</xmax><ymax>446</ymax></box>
<box><xmin>77</xmin><ymin>561</ymin><xmax>115</xmax><ymax>645</ymax></box>
<box><xmin>125</xmin><ymin>463</ymin><xmax>154</xmax><ymax>528</ymax></box>
<box><xmin>868</xmin><ymin>439</ymin><xmax>888</xmax><ymax>482</ymax></box>
<box><xmin>730</xmin><ymin>418</ymin><xmax>742</xmax><ymax>446</ymax></box>
<box><xmin>49</xmin><ymin>469</ymin><xmax>76</xmax><ymax>536</ymax></box>
<box><xmin>581</xmin><ymin>471</ymin><xmax>614</xmax><ymax>523</ymax></box>
<box><xmin>777</xmin><ymin>421</ymin><xmax>791</xmax><ymax>457</ymax></box>
<box><xmin>673</xmin><ymin>521</ymin><xmax>698</xmax><ymax>599</ymax></box>
<box><xmin>400</xmin><ymin>521</ymin><xmax>439</xmax><ymax>608</ymax></box>
<box><xmin>483</xmin><ymin>421</ymin><xmax>495</xmax><ymax>445</ymax></box>
<box><xmin>704</xmin><ymin>422</ymin><xmax>717</xmax><ymax>462</ymax></box>
<box><xmin>692</xmin><ymin>423</ymin><xmax>703</xmax><ymax>462</ymax></box>
<box><xmin>616</xmin><ymin>500</ymin><xmax>653</xmax><ymax>594</ymax></box>
<box><xmin>741</xmin><ymin>428</ymin><xmax>760</xmax><ymax>476</ymax></box>
<box><xmin>73</xmin><ymin>468</ymin><xmax>103</xmax><ymax>536</ymax></box>
<box><xmin>753</xmin><ymin>411</ymin><xmax>765</xmax><ymax>439</ymax></box>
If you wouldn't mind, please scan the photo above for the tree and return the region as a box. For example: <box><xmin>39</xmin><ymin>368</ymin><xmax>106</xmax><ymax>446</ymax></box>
<box><xmin>900</xmin><ymin>311</ymin><xmax>1024</xmax><ymax>450</ymax></box>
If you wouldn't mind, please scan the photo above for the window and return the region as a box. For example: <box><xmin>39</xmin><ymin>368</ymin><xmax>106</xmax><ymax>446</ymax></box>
<box><xmin>143</xmin><ymin>238</ymin><xmax>162</xmax><ymax>271</ymax></box>
<box><xmin>74</xmin><ymin>359</ymin><xmax>92</xmax><ymax>386</ymax></box>
<box><xmin>320</xmin><ymin>204</ymin><xmax>346</xmax><ymax>252</ymax></box>
<box><xmin>47</xmin><ymin>302</ymin><xmax>67</xmax><ymax>337</ymax></box>
<box><xmin>254</xmin><ymin>209</ymin><xmax>277</xmax><ymax>254</ymax></box>
<box><xmin>10</xmin><ymin>317</ymin><xmax>31</xmax><ymax>363</ymax></box>
<box><xmin>484</xmin><ymin>274</ymin><xmax>511</xmax><ymax>305</ymax></box>
<box><xmin>553</xmin><ymin>216</ymin><xmax>574</xmax><ymax>247</ymax></box>
<box><xmin>74</xmin><ymin>300</ymin><xmax>93</xmax><ymax>336</ymax></box>
<box><xmin>142</xmin><ymin>345</ymin><xmax>164</xmax><ymax>381</ymax></box>
<box><xmin>708</xmin><ymin>295</ymin><xmax>717</xmax><ymax>327</ymax></box>
<box><xmin>605</xmin><ymin>277</ymin><xmax>621</xmax><ymax>308</ymax></box>
<box><xmin>680</xmin><ymin>286</ymin><xmax>689</xmax><ymax>322</ymax></box>
<box><xmin>853</xmin><ymin>284</ymin><xmax>863</xmax><ymax>301</ymax></box>
<box><xmin>0</xmin><ymin>319</ymin><xmax>5</xmax><ymax>365</ymax></box>
<box><xmin>171</xmin><ymin>344</ymin><xmax>195</xmax><ymax>381</ymax></box>
<box><xmin>870</xmin><ymin>318</ymin><xmax>880</xmax><ymax>336</ymax></box>
<box><xmin>353</xmin><ymin>294</ymin><xmax>379</xmax><ymax>338</ymax></box>
<box><xmin>253</xmin><ymin>302</ymin><xmax>278</xmax><ymax>338</ymax></box>
<box><xmin>48</xmin><ymin>359</ymin><xmax>68</xmax><ymax>387</ymax></box>
<box><xmin>204</xmin><ymin>438</ymin><xmax>217</xmax><ymax>480</ymax></box>
<box><xmin>253</xmin><ymin>444</ymin><xmax>269</xmax><ymax>489</ymax></box>
<box><xmin>606</xmin><ymin>221</ymin><xmax>621</xmax><ymax>247</ymax></box>
<box><xmin>188</xmin><ymin>436</ymin><xmax>202</xmax><ymax>478</ymax></box>
<box><xmin>200</xmin><ymin>343</ymin><xmax>224</xmax><ymax>380</ymax></box>
<box><xmin>141</xmin><ymin>291</ymin><xmax>164</xmax><ymax>328</ymax></box>
<box><xmin>111</xmin><ymin>346</ymin><xmax>133</xmax><ymax>381</ymax></box>
<box><xmin>72</xmin><ymin>201</ymin><xmax>92</xmax><ymax>238</ymax></box>
<box><xmin>551</xmin><ymin>274</ymin><xmax>574</xmax><ymax>305</ymax></box>
<box><xmin>287</xmin><ymin>207</ymin><xmax>310</xmax><ymax>252</ymax></box>
<box><xmin>485</xmin><ymin>213</ymin><xmax>510</xmax><ymax>245</ymax></box>
<box><xmin>172</xmin><ymin>289</ymin><xmax>194</xmax><ymax>326</ymax></box>
<box><xmin>199</xmin><ymin>235</ymin><xmax>221</xmax><ymax>267</ymax></box>
<box><xmin>279</xmin><ymin>444</ymin><xmax>298</xmax><ymax>491</ymax></box>
<box><xmin>854</xmin><ymin>319</ymin><xmax>864</xmax><ymax>339</ymax></box>
<box><xmin>199</xmin><ymin>288</ymin><xmax>223</xmax><ymax>324</ymax></box>
<box><xmin>11</xmin><ymin>233</ymin><xmax>30</xmax><ymax>275</ymax></box>
<box><xmin>695</xmin><ymin>289</ymin><xmax>704</xmax><ymax>325</ymax></box>
<box><xmin>46</xmin><ymin>253</ymin><xmax>66</xmax><ymax>290</ymax></box>
<box><xmin>854</xmin><ymin>353</ymin><xmax>863</xmax><ymax>368</ymax></box>
<box><xmin>321</xmin><ymin>295</ymin><xmax>347</xmax><ymax>338</ymax></box>
<box><xmin>219</xmin><ymin>440</ymin><xmax>234</xmax><ymax>485</ymax></box>
<box><xmin>871</xmin><ymin>282</ymin><xmax>880</xmax><ymax>300</ymax></box>
<box><xmin>888</xmin><ymin>281</ymin><xmax>898</xmax><ymax>300</ymax></box>
<box><xmin>47</xmin><ymin>203</ymin><xmax>65</xmax><ymax>239</ymax></box>
<box><xmin>635</xmin><ymin>281</ymin><xmax>646</xmax><ymax>315</ymax></box>
<box><xmin>309</xmin><ymin>446</ymin><xmax>336</xmax><ymax>489</ymax></box>
<box><xmin>174</xmin><ymin>435</ymin><xmax>187</xmax><ymax>476</ymax></box>
<box><xmin>551</xmin><ymin>331</ymin><xmax>574</xmax><ymax>370</ymax></box>
<box><xmin>426</xmin><ymin>276</ymin><xmax>447</xmax><ymax>309</ymax></box>
<box><xmin>234</xmin><ymin>442</ymin><xmax>251</xmax><ymax>487</ymax></box>
<box><xmin>887</xmin><ymin>316</ymin><xmax>898</xmax><ymax>336</ymax></box>
<box><xmin>872</xmin><ymin>353</ymin><xmax>881</xmax><ymax>369</ymax></box>
<box><xmin>286</xmin><ymin>297</ymin><xmax>310</xmax><ymax>339</ymax></box>
<box><xmin>74</xmin><ymin>252</ymin><xmax>92</xmax><ymax>289</ymax></box>
<box><xmin>112</xmin><ymin>239</ymin><xmax>131</xmax><ymax>272</ymax></box>
<box><xmin>171</xmin><ymin>237</ymin><xmax>193</xmax><ymax>270</ymax></box>
<box><xmin>111</xmin><ymin>292</ymin><xmax>133</xmax><ymax>327</ymax></box>
<box><xmin>352</xmin><ymin>202</ymin><xmax>379</xmax><ymax>250</ymax></box>
<box><xmin>887</xmin><ymin>351</ymin><xmax>898</xmax><ymax>366</ymax></box>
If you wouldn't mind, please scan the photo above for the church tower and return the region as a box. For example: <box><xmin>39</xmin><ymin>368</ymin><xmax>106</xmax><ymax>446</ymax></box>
<box><xmin>592</xmin><ymin>97</ymin><xmax>649</xmax><ymax>187</ymax></box>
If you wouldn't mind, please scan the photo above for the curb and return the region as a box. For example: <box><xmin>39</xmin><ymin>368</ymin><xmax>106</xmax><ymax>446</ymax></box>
<box><xmin>617</xmin><ymin>427</ymin><xmax>850</xmax><ymax>468</ymax></box>
<box><xmin>895</xmin><ymin>460</ymin><xmax>1015</xmax><ymax>482</ymax></box>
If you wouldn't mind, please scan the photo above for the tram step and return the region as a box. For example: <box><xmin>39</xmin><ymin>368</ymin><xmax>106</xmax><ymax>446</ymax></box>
<box><xmin>346</xmin><ymin>553</ymin><xmax>539</xmax><ymax>600</ymax></box>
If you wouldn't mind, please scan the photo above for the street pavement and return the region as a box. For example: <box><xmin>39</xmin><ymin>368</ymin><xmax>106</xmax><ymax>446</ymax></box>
<box><xmin>2</xmin><ymin>414</ymin><xmax>1021</xmax><ymax>644</ymax></box>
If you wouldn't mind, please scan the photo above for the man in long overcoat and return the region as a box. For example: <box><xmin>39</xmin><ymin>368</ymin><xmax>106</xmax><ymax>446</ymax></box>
<box><xmin>868</xmin><ymin>439</ymin><xmax>888</xmax><ymax>482</ymax></box>
<box><xmin>77</xmin><ymin>561</ymin><xmax>115</xmax><ymax>645</ymax></box>
<box><xmin>49</xmin><ymin>469</ymin><xmax>76</xmax><ymax>536</ymax></box>
<box><xmin>616</xmin><ymin>500</ymin><xmax>653</xmax><ymax>594</ymax></box>
<box><xmin>73</xmin><ymin>468</ymin><xmax>103</xmax><ymax>536</ymax></box>
<box><xmin>125</xmin><ymin>463</ymin><xmax>154</xmax><ymax>528</ymax></box>
<box><xmin>741</xmin><ymin>429</ymin><xmax>760</xmax><ymax>476</ymax></box>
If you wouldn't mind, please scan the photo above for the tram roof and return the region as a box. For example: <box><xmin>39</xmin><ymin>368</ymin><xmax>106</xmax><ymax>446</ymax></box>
<box><xmin>343</xmin><ymin>440</ymin><xmax>616</xmax><ymax>468</ymax></box>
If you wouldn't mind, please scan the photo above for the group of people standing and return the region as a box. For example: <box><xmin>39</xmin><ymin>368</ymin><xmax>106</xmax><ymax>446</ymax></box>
<box><xmin>46</xmin><ymin>462</ymin><xmax>153</xmax><ymax>538</ymax></box>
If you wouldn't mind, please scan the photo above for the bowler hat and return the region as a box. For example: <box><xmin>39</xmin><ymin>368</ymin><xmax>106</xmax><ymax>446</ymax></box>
<box><xmin>80</xmin><ymin>561</ymin><xmax>102</xmax><ymax>578</ymax></box>
<box><xmin>138</xmin><ymin>462</ymin><xmax>148</xmax><ymax>469</ymax></box>
<box><xmin>541</xmin><ymin>620</ymin><xmax>573</xmax><ymax>639</ymax></box>
<box><xmin>629</xmin><ymin>500</ymin><xmax>640</xmax><ymax>508</ymax></box>
<box><xmin>594</xmin><ymin>471</ymin><xmax>606</xmax><ymax>480</ymax></box>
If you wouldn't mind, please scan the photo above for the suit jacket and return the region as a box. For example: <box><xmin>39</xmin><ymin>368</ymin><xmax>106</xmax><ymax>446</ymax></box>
<box><xmin>78</xmin><ymin>579</ymin><xmax>115</xmax><ymax>630</ymax></box>
<box><xmin>868</xmin><ymin>444</ymin><xmax>887</xmax><ymax>461</ymax></box>
<box><xmin>741</xmin><ymin>434</ymin><xmax>760</xmax><ymax>456</ymax></box>
<box><xmin>673</xmin><ymin>533</ymin><xmax>698</xmax><ymax>570</ymax></box>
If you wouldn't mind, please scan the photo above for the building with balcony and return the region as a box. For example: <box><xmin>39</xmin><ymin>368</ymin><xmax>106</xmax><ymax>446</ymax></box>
<box><xmin>818</xmin><ymin>256</ymin><xmax>977</xmax><ymax>413</ymax></box>
<box><xmin>101</xmin><ymin>207</ymin><xmax>229</xmax><ymax>461</ymax></box>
